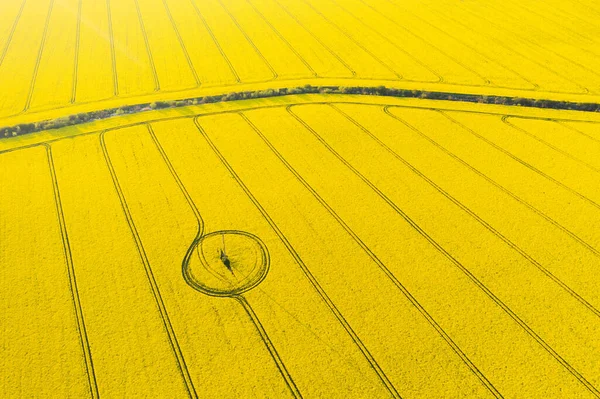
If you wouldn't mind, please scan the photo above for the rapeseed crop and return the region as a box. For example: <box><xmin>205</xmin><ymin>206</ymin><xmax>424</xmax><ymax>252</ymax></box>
<box><xmin>2</xmin><ymin>98</ymin><xmax>600</xmax><ymax>397</ymax></box>
<box><xmin>2</xmin><ymin>0</ymin><xmax>600</xmax><ymax>397</ymax></box>
<box><xmin>0</xmin><ymin>0</ymin><xmax>599</xmax><ymax>123</ymax></box>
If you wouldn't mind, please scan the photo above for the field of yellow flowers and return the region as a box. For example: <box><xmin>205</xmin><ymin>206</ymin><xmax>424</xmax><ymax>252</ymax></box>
<box><xmin>0</xmin><ymin>0</ymin><xmax>599</xmax><ymax>126</ymax></box>
<box><xmin>2</xmin><ymin>0</ymin><xmax>600</xmax><ymax>397</ymax></box>
<box><xmin>2</xmin><ymin>95</ymin><xmax>600</xmax><ymax>397</ymax></box>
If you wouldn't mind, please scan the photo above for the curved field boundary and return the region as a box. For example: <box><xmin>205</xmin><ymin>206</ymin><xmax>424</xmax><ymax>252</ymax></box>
<box><xmin>44</xmin><ymin>144</ymin><xmax>99</xmax><ymax>399</ymax></box>
<box><xmin>99</xmin><ymin>131</ymin><xmax>196</xmax><ymax>398</ymax></box>
<box><xmin>331</xmin><ymin>105</ymin><xmax>600</xmax><ymax>320</ymax></box>
<box><xmin>3</xmin><ymin>98</ymin><xmax>600</xmax><ymax>262</ymax></box>
<box><xmin>195</xmin><ymin>116</ymin><xmax>402</xmax><ymax>398</ymax></box>
<box><xmin>147</xmin><ymin>125</ymin><xmax>301</xmax><ymax>398</ymax></box>
<box><xmin>440</xmin><ymin>111</ymin><xmax>600</xmax><ymax>211</ymax></box>
<box><xmin>502</xmin><ymin>116</ymin><xmax>600</xmax><ymax>174</ymax></box>
<box><xmin>4</xmin><ymin>98</ymin><xmax>600</xmax><ymax>154</ymax></box>
<box><xmin>4</xmin><ymin>67</ymin><xmax>600</xmax><ymax>127</ymax></box>
<box><xmin>3</xmin><ymin>86</ymin><xmax>600</xmax><ymax>140</ymax></box>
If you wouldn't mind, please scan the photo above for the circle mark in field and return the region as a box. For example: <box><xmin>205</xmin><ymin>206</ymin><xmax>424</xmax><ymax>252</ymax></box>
<box><xmin>184</xmin><ymin>230</ymin><xmax>269</xmax><ymax>296</ymax></box>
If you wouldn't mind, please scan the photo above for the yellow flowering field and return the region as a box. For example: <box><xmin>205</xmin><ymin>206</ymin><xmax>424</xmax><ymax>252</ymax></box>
<box><xmin>0</xmin><ymin>0</ymin><xmax>600</xmax><ymax>125</ymax></box>
<box><xmin>2</xmin><ymin>96</ymin><xmax>600</xmax><ymax>397</ymax></box>
<box><xmin>2</xmin><ymin>0</ymin><xmax>600</xmax><ymax>396</ymax></box>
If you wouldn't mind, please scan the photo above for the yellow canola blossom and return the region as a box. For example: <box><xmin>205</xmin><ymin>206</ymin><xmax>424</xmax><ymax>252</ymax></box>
<box><xmin>2</xmin><ymin>98</ymin><xmax>600</xmax><ymax>397</ymax></box>
<box><xmin>0</xmin><ymin>0</ymin><xmax>600</xmax><ymax>122</ymax></box>
<box><xmin>2</xmin><ymin>0</ymin><xmax>600</xmax><ymax>395</ymax></box>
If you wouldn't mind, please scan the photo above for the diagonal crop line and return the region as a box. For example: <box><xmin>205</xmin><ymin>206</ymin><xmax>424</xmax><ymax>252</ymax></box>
<box><xmin>161</xmin><ymin>0</ymin><xmax>200</xmax><ymax>87</ymax></box>
<box><xmin>44</xmin><ymin>144</ymin><xmax>99</xmax><ymax>399</ymax></box>
<box><xmin>330</xmin><ymin>104</ymin><xmax>600</xmax><ymax>320</ymax></box>
<box><xmin>295</xmin><ymin>0</ymin><xmax>401</xmax><ymax>79</ymax></box>
<box><xmin>440</xmin><ymin>110</ymin><xmax>600</xmax><ymax>211</ymax></box>
<box><xmin>105</xmin><ymin>0</ymin><xmax>119</xmax><ymax>96</ymax></box>
<box><xmin>214</xmin><ymin>0</ymin><xmax>278</xmax><ymax>80</ymax></box>
<box><xmin>270</xmin><ymin>0</ymin><xmax>356</xmax><ymax>77</ymax></box>
<box><xmin>244</xmin><ymin>0</ymin><xmax>317</xmax><ymax>77</ymax></box>
<box><xmin>23</xmin><ymin>0</ymin><xmax>55</xmax><ymax>112</ymax></box>
<box><xmin>133</xmin><ymin>0</ymin><xmax>160</xmax><ymax>91</ymax></box>
<box><xmin>381</xmin><ymin>107</ymin><xmax>600</xmax><ymax>397</ymax></box>
<box><xmin>235</xmin><ymin>295</ymin><xmax>303</xmax><ymax>398</ymax></box>
<box><xmin>147</xmin><ymin>123</ymin><xmax>303</xmax><ymax>398</ymax></box>
<box><xmin>502</xmin><ymin>116</ymin><xmax>600</xmax><ymax>174</ymax></box>
<box><xmin>70</xmin><ymin>0</ymin><xmax>82</xmax><ymax>104</ymax></box>
<box><xmin>100</xmin><ymin>131</ymin><xmax>197</xmax><ymax>399</ymax></box>
<box><xmin>188</xmin><ymin>0</ymin><xmax>240</xmax><ymax>83</ymax></box>
<box><xmin>277</xmin><ymin>107</ymin><xmax>502</xmax><ymax>398</ymax></box>
<box><xmin>194</xmin><ymin>116</ymin><xmax>401</xmax><ymax>399</ymax></box>
<box><xmin>381</xmin><ymin>106</ymin><xmax>600</xmax><ymax>259</ymax></box>
<box><xmin>0</xmin><ymin>0</ymin><xmax>28</xmax><ymax>68</ymax></box>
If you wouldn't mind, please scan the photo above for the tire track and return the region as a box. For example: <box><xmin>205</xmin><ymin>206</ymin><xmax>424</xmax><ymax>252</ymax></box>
<box><xmin>286</xmin><ymin>105</ymin><xmax>600</xmax><ymax>398</ymax></box>
<box><xmin>100</xmin><ymin>131</ymin><xmax>196</xmax><ymax>399</ymax></box>
<box><xmin>105</xmin><ymin>0</ymin><xmax>119</xmax><ymax>96</ymax></box>
<box><xmin>326</xmin><ymin>0</ymin><xmax>443</xmax><ymax>84</ymax></box>
<box><xmin>233</xmin><ymin>295</ymin><xmax>302</xmax><ymax>398</ymax></box>
<box><xmin>161</xmin><ymin>0</ymin><xmax>201</xmax><ymax>87</ymax></box>
<box><xmin>188</xmin><ymin>0</ymin><xmax>240</xmax><ymax>83</ymax></box>
<box><xmin>416</xmin><ymin>1</ymin><xmax>589</xmax><ymax>94</ymax></box>
<box><xmin>23</xmin><ymin>0</ymin><xmax>55</xmax><ymax>112</ymax></box>
<box><xmin>242</xmin><ymin>110</ymin><xmax>502</xmax><ymax>398</ymax></box>
<box><xmin>269</xmin><ymin>0</ymin><xmax>356</xmax><ymax>77</ymax></box>
<box><xmin>194</xmin><ymin>116</ymin><xmax>401</xmax><ymax>399</ymax></box>
<box><xmin>557</xmin><ymin>120</ymin><xmax>600</xmax><ymax>146</ymax></box>
<box><xmin>214</xmin><ymin>0</ymin><xmax>278</xmax><ymax>80</ymax></box>
<box><xmin>383</xmin><ymin>106</ymin><xmax>600</xmax><ymax>258</ymax></box>
<box><xmin>133</xmin><ymin>0</ymin><xmax>160</xmax><ymax>92</ymax></box>
<box><xmin>148</xmin><ymin>124</ymin><xmax>301</xmax><ymax>398</ymax></box>
<box><xmin>44</xmin><ymin>143</ymin><xmax>99</xmax><ymax>399</ymax></box>
<box><xmin>502</xmin><ymin>116</ymin><xmax>600</xmax><ymax>174</ymax></box>
<box><xmin>71</xmin><ymin>0</ymin><xmax>82</xmax><ymax>104</ymax></box>
<box><xmin>368</xmin><ymin>0</ymin><xmax>538</xmax><ymax>90</ymax></box>
<box><xmin>244</xmin><ymin>0</ymin><xmax>317</xmax><ymax>78</ymax></box>
<box><xmin>0</xmin><ymin>0</ymin><xmax>27</xmax><ymax>69</ymax></box>
<box><xmin>488</xmin><ymin>0</ymin><xmax>598</xmax><ymax>52</ymax></box>
<box><xmin>461</xmin><ymin>1</ymin><xmax>600</xmax><ymax>82</ymax></box>
<box><xmin>295</xmin><ymin>0</ymin><xmax>402</xmax><ymax>79</ymax></box>
<box><xmin>440</xmin><ymin>111</ymin><xmax>600</xmax><ymax>211</ymax></box>
<box><xmin>331</xmin><ymin>104</ymin><xmax>600</xmax><ymax>320</ymax></box>
<box><xmin>454</xmin><ymin>3</ymin><xmax>597</xmax><ymax>89</ymax></box>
